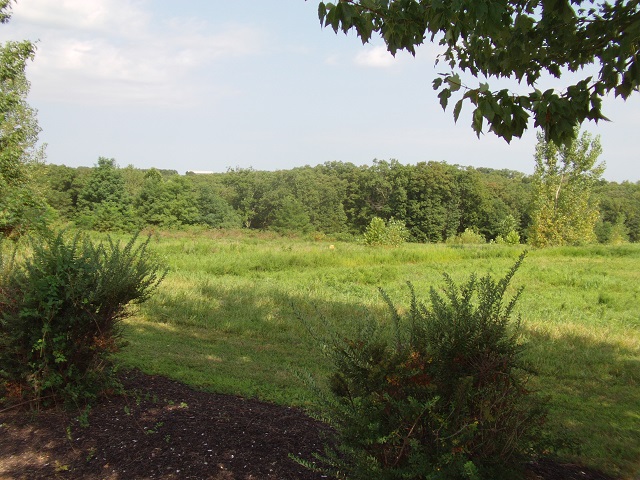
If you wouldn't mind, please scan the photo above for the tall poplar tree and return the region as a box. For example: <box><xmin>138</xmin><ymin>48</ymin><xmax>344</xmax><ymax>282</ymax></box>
<box><xmin>528</xmin><ymin>130</ymin><xmax>604</xmax><ymax>247</ymax></box>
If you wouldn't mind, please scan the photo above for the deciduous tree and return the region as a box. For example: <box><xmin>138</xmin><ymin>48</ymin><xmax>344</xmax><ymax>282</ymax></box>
<box><xmin>0</xmin><ymin>1</ymin><xmax>49</xmax><ymax>236</ymax></box>
<box><xmin>528</xmin><ymin>130</ymin><xmax>604</xmax><ymax>246</ymax></box>
<box><xmin>77</xmin><ymin>158</ymin><xmax>135</xmax><ymax>231</ymax></box>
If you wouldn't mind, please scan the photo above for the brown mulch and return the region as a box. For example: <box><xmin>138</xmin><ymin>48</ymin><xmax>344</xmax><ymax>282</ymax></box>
<box><xmin>0</xmin><ymin>370</ymin><xmax>619</xmax><ymax>480</ymax></box>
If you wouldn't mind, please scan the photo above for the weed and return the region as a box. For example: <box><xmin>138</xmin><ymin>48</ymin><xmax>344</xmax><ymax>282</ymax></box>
<box><xmin>145</xmin><ymin>421</ymin><xmax>164</xmax><ymax>435</ymax></box>
<box><xmin>86</xmin><ymin>447</ymin><xmax>97</xmax><ymax>462</ymax></box>
<box><xmin>76</xmin><ymin>405</ymin><xmax>91</xmax><ymax>428</ymax></box>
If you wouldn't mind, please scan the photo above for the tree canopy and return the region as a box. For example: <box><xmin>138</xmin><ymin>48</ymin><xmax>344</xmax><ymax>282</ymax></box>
<box><xmin>316</xmin><ymin>0</ymin><xmax>640</xmax><ymax>145</ymax></box>
<box><xmin>0</xmin><ymin>0</ymin><xmax>49</xmax><ymax>237</ymax></box>
<box><xmin>528</xmin><ymin>129</ymin><xmax>604</xmax><ymax>246</ymax></box>
<box><xmin>0</xmin><ymin>0</ymin><xmax>38</xmax><ymax>188</ymax></box>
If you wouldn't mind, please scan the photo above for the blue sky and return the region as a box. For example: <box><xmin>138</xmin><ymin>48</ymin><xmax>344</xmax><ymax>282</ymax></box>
<box><xmin>1</xmin><ymin>0</ymin><xmax>639</xmax><ymax>181</ymax></box>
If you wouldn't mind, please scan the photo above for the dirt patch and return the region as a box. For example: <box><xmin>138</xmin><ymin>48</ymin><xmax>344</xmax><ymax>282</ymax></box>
<box><xmin>0</xmin><ymin>370</ymin><xmax>619</xmax><ymax>480</ymax></box>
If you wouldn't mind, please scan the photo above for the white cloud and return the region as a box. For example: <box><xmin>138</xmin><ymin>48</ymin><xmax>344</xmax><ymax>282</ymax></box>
<box><xmin>11</xmin><ymin>0</ymin><xmax>149</xmax><ymax>36</ymax></box>
<box><xmin>4</xmin><ymin>0</ymin><xmax>265</xmax><ymax>107</ymax></box>
<box><xmin>354</xmin><ymin>45</ymin><xmax>398</xmax><ymax>68</ymax></box>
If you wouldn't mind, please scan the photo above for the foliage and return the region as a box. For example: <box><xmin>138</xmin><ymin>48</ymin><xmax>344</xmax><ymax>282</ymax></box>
<box><xmin>134</xmin><ymin>170</ymin><xmax>200</xmax><ymax>228</ymax></box>
<box><xmin>0</xmin><ymin>230</ymin><xmax>166</xmax><ymax>407</ymax></box>
<box><xmin>305</xmin><ymin>253</ymin><xmax>547</xmax><ymax>479</ymax></box>
<box><xmin>317</xmin><ymin>0</ymin><xmax>639</xmax><ymax>145</ymax></box>
<box><xmin>495</xmin><ymin>217</ymin><xmax>522</xmax><ymax>244</ymax></box>
<box><xmin>196</xmin><ymin>183</ymin><xmax>242</xmax><ymax>229</ymax></box>
<box><xmin>446</xmin><ymin>227</ymin><xmax>486</xmax><ymax>245</ymax></box>
<box><xmin>495</xmin><ymin>230</ymin><xmax>521</xmax><ymax>245</ymax></box>
<box><xmin>282</xmin><ymin>167</ymin><xmax>349</xmax><ymax>234</ymax></box>
<box><xmin>41</xmin><ymin>164</ymin><xmax>88</xmax><ymax>219</ymax></box>
<box><xmin>528</xmin><ymin>129</ymin><xmax>604</xmax><ymax>247</ymax></box>
<box><xmin>363</xmin><ymin>216</ymin><xmax>386</xmax><ymax>245</ymax></box>
<box><xmin>363</xmin><ymin>216</ymin><xmax>408</xmax><ymax>246</ymax></box>
<box><xmin>0</xmin><ymin>3</ymin><xmax>49</xmax><ymax>237</ymax></box>
<box><xmin>269</xmin><ymin>194</ymin><xmax>312</xmax><ymax>234</ymax></box>
<box><xmin>595</xmin><ymin>211</ymin><xmax>630</xmax><ymax>245</ymax></box>
<box><xmin>76</xmin><ymin>158</ymin><xmax>136</xmax><ymax>231</ymax></box>
<box><xmin>30</xmin><ymin>160</ymin><xmax>640</xmax><ymax>244</ymax></box>
<box><xmin>0</xmin><ymin>182</ymin><xmax>52</xmax><ymax>238</ymax></box>
<box><xmin>595</xmin><ymin>180</ymin><xmax>640</xmax><ymax>243</ymax></box>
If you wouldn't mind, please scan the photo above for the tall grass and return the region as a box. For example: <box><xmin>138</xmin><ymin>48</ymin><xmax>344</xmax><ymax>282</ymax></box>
<box><xmin>108</xmin><ymin>231</ymin><xmax>639</xmax><ymax>479</ymax></box>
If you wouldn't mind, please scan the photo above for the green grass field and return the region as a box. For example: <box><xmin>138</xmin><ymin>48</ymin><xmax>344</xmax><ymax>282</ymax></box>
<box><xmin>113</xmin><ymin>230</ymin><xmax>640</xmax><ymax>479</ymax></box>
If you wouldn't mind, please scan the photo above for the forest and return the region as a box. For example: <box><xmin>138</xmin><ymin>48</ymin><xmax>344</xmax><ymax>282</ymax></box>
<box><xmin>32</xmin><ymin>155</ymin><xmax>640</xmax><ymax>245</ymax></box>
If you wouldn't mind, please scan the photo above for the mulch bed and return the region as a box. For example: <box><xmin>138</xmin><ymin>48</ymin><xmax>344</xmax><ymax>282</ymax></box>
<box><xmin>0</xmin><ymin>370</ymin><xmax>618</xmax><ymax>480</ymax></box>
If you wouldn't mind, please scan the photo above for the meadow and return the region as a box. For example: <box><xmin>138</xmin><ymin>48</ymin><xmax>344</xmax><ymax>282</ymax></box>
<box><xmin>113</xmin><ymin>229</ymin><xmax>640</xmax><ymax>479</ymax></box>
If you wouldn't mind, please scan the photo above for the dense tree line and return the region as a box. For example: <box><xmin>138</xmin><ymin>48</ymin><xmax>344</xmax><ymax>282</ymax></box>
<box><xmin>36</xmin><ymin>157</ymin><xmax>640</xmax><ymax>244</ymax></box>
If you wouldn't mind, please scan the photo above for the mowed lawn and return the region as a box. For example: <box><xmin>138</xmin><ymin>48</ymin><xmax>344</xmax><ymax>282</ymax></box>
<box><xmin>114</xmin><ymin>230</ymin><xmax>640</xmax><ymax>479</ymax></box>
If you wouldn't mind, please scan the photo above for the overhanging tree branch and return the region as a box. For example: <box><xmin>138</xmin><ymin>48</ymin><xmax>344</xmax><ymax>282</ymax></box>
<box><xmin>315</xmin><ymin>0</ymin><xmax>640</xmax><ymax>146</ymax></box>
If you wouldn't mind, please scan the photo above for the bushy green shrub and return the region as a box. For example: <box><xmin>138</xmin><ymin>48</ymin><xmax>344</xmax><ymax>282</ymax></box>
<box><xmin>305</xmin><ymin>253</ymin><xmax>547</xmax><ymax>480</ymax></box>
<box><xmin>364</xmin><ymin>217</ymin><xmax>408</xmax><ymax>247</ymax></box>
<box><xmin>0</xmin><ymin>230</ymin><xmax>166</xmax><ymax>408</ymax></box>
<box><xmin>447</xmin><ymin>227</ymin><xmax>486</xmax><ymax>245</ymax></box>
<box><xmin>495</xmin><ymin>230</ymin><xmax>521</xmax><ymax>245</ymax></box>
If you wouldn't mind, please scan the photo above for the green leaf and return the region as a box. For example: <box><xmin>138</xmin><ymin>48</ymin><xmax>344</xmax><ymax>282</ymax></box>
<box><xmin>479</xmin><ymin>99</ymin><xmax>495</xmax><ymax>121</ymax></box>
<box><xmin>453</xmin><ymin>99</ymin><xmax>464</xmax><ymax>123</ymax></box>
<box><xmin>447</xmin><ymin>74</ymin><xmax>461</xmax><ymax>93</ymax></box>
<box><xmin>438</xmin><ymin>88</ymin><xmax>451</xmax><ymax>110</ymax></box>
<box><xmin>472</xmin><ymin>108</ymin><xmax>484</xmax><ymax>136</ymax></box>
<box><xmin>318</xmin><ymin>2</ymin><xmax>327</xmax><ymax>24</ymax></box>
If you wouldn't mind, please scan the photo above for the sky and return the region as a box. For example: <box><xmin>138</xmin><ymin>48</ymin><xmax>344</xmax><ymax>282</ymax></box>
<box><xmin>1</xmin><ymin>0</ymin><xmax>639</xmax><ymax>182</ymax></box>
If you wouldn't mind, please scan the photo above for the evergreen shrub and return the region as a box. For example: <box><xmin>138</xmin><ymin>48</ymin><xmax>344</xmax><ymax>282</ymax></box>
<box><xmin>305</xmin><ymin>253</ymin><xmax>547</xmax><ymax>480</ymax></box>
<box><xmin>0</xmin><ymin>230</ymin><xmax>166</xmax><ymax>408</ymax></box>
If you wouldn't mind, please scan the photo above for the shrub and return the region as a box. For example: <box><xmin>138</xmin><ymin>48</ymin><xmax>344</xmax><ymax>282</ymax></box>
<box><xmin>305</xmin><ymin>253</ymin><xmax>547</xmax><ymax>480</ymax></box>
<box><xmin>364</xmin><ymin>217</ymin><xmax>409</xmax><ymax>247</ymax></box>
<box><xmin>447</xmin><ymin>228</ymin><xmax>486</xmax><ymax>245</ymax></box>
<box><xmin>495</xmin><ymin>230</ymin><xmax>521</xmax><ymax>245</ymax></box>
<box><xmin>0</xmin><ymin>230</ymin><xmax>166</xmax><ymax>408</ymax></box>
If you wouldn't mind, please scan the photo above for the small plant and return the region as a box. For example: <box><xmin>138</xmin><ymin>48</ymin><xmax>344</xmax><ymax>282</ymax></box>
<box><xmin>76</xmin><ymin>405</ymin><xmax>91</xmax><ymax>428</ymax></box>
<box><xmin>86</xmin><ymin>447</ymin><xmax>97</xmax><ymax>462</ymax></box>
<box><xmin>447</xmin><ymin>227</ymin><xmax>486</xmax><ymax>245</ymax></box>
<box><xmin>363</xmin><ymin>217</ymin><xmax>408</xmax><ymax>247</ymax></box>
<box><xmin>303</xmin><ymin>252</ymin><xmax>547</xmax><ymax>480</ymax></box>
<box><xmin>146</xmin><ymin>421</ymin><xmax>164</xmax><ymax>435</ymax></box>
<box><xmin>0</xmin><ymin>229</ymin><xmax>166</xmax><ymax>408</ymax></box>
<box><xmin>495</xmin><ymin>230</ymin><xmax>521</xmax><ymax>245</ymax></box>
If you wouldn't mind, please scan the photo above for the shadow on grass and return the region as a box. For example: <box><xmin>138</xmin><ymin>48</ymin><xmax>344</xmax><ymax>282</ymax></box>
<box><xmin>121</xmin><ymin>280</ymin><xmax>391</xmax><ymax>406</ymax></box>
<box><xmin>524</xmin><ymin>329</ymin><xmax>640</xmax><ymax>479</ymax></box>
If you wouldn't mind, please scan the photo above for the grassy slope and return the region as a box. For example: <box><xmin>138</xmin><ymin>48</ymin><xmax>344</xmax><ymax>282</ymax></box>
<box><xmin>114</xmin><ymin>230</ymin><xmax>640</xmax><ymax>479</ymax></box>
